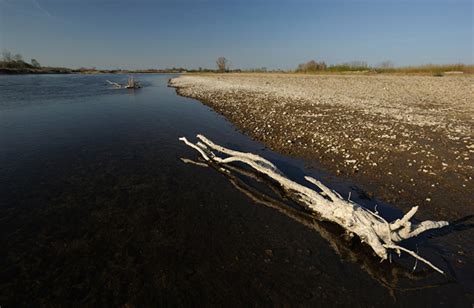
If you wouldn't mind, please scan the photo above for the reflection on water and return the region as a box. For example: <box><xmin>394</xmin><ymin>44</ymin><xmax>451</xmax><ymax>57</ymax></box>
<box><xmin>0</xmin><ymin>74</ymin><xmax>471</xmax><ymax>306</ymax></box>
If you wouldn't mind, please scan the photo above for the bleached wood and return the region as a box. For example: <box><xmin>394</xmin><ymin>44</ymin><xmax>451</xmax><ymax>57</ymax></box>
<box><xmin>180</xmin><ymin>134</ymin><xmax>449</xmax><ymax>274</ymax></box>
<box><xmin>106</xmin><ymin>80</ymin><xmax>122</xmax><ymax>88</ymax></box>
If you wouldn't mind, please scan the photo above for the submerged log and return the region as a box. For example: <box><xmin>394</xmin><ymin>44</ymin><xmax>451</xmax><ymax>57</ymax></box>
<box><xmin>179</xmin><ymin>134</ymin><xmax>449</xmax><ymax>274</ymax></box>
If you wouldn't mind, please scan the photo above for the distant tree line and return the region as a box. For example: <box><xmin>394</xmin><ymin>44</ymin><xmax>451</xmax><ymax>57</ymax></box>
<box><xmin>296</xmin><ymin>60</ymin><xmax>327</xmax><ymax>72</ymax></box>
<box><xmin>1</xmin><ymin>50</ymin><xmax>41</xmax><ymax>69</ymax></box>
<box><xmin>293</xmin><ymin>59</ymin><xmax>472</xmax><ymax>74</ymax></box>
<box><xmin>296</xmin><ymin>59</ymin><xmax>372</xmax><ymax>72</ymax></box>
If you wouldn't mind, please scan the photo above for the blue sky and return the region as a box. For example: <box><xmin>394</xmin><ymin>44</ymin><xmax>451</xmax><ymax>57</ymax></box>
<box><xmin>0</xmin><ymin>0</ymin><xmax>472</xmax><ymax>69</ymax></box>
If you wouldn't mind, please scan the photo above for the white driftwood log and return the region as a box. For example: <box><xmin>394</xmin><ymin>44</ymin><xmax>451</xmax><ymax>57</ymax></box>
<box><xmin>179</xmin><ymin>134</ymin><xmax>449</xmax><ymax>274</ymax></box>
<box><xmin>106</xmin><ymin>80</ymin><xmax>122</xmax><ymax>88</ymax></box>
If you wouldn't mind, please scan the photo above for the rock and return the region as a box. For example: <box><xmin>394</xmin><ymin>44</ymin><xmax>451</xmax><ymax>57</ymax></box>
<box><xmin>264</xmin><ymin>249</ymin><xmax>273</xmax><ymax>257</ymax></box>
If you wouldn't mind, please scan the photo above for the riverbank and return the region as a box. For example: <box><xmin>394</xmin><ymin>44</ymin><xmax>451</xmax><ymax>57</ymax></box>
<box><xmin>170</xmin><ymin>73</ymin><xmax>473</xmax><ymax>222</ymax></box>
<box><xmin>0</xmin><ymin>68</ymin><xmax>187</xmax><ymax>75</ymax></box>
<box><xmin>0</xmin><ymin>67</ymin><xmax>74</xmax><ymax>75</ymax></box>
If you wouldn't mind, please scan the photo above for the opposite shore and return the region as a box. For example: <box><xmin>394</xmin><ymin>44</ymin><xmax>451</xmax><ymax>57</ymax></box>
<box><xmin>0</xmin><ymin>67</ymin><xmax>187</xmax><ymax>75</ymax></box>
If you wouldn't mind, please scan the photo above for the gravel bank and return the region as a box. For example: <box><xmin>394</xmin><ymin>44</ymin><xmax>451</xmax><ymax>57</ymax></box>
<box><xmin>170</xmin><ymin>73</ymin><xmax>473</xmax><ymax>221</ymax></box>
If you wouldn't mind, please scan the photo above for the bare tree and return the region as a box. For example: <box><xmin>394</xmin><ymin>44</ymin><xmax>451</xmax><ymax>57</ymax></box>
<box><xmin>31</xmin><ymin>58</ymin><xmax>41</xmax><ymax>68</ymax></box>
<box><xmin>2</xmin><ymin>50</ymin><xmax>12</xmax><ymax>62</ymax></box>
<box><xmin>296</xmin><ymin>60</ymin><xmax>327</xmax><ymax>72</ymax></box>
<box><xmin>377</xmin><ymin>60</ymin><xmax>394</xmax><ymax>68</ymax></box>
<box><xmin>13</xmin><ymin>53</ymin><xmax>23</xmax><ymax>62</ymax></box>
<box><xmin>216</xmin><ymin>57</ymin><xmax>228</xmax><ymax>73</ymax></box>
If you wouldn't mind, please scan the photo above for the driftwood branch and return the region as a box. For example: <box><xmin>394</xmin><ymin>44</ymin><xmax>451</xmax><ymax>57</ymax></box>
<box><xmin>106</xmin><ymin>80</ymin><xmax>122</xmax><ymax>88</ymax></box>
<box><xmin>179</xmin><ymin>134</ymin><xmax>449</xmax><ymax>274</ymax></box>
<box><xmin>181</xmin><ymin>157</ymin><xmax>449</xmax><ymax>293</ymax></box>
<box><xmin>106</xmin><ymin>77</ymin><xmax>141</xmax><ymax>89</ymax></box>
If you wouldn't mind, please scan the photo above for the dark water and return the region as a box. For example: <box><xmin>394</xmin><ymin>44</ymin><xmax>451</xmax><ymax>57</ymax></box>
<box><xmin>0</xmin><ymin>74</ymin><xmax>471</xmax><ymax>306</ymax></box>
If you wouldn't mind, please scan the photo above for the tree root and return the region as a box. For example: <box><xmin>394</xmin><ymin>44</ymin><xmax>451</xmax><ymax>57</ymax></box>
<box><xmin>180</xmin><ymin>134</ymin><xmax>449</xmax><ymax>274</ymax></box>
